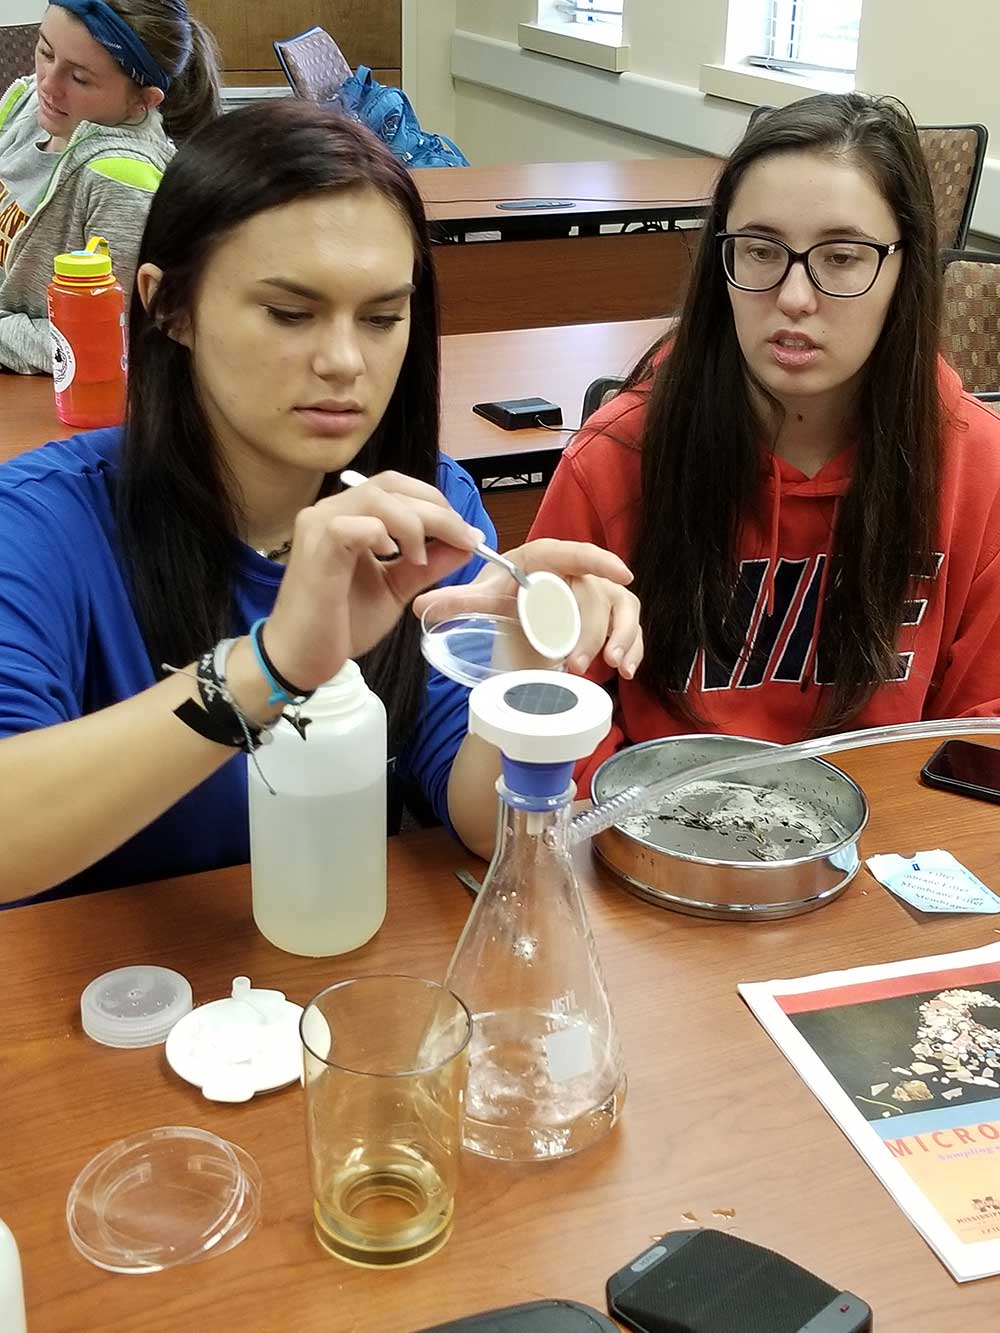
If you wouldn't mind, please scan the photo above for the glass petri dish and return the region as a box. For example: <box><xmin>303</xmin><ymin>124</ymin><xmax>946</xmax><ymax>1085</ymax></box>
<box><xmin>67</xmin><ymin>1126</ymin><xmax>253</xmax><ymax>1274</ymax></box>
<box><xmin>420</xmin><ymin>595</ymin><xmax>566</xmax><ymax>689</ymax></box>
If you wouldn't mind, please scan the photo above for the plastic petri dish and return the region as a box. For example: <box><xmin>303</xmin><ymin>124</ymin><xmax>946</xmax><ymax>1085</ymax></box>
<box><xmin>67</xmin><ymin>1126</ymin><xmax>253</xmax><ymax>1273</ymax></box>
<box><xmin>420</xmin><ymin>595</ymin><xmax>567</xmax><ymax>689</ymax></box>
<box><xmin>190</xmin><ymin>1142</ymin><xmax>262</xmax><ymax>1264</ymax></box>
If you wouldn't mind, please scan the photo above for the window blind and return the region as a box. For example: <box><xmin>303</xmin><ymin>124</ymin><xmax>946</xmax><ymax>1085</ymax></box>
<box><xmin>552</xmin><ymin>0</ymin><xmax>625</xmax><ymax>25</ymax></box>
<box><xmin>750</xmin><ymin>0</ymin><xmax>862</xmax><ymax>74</ymax></box>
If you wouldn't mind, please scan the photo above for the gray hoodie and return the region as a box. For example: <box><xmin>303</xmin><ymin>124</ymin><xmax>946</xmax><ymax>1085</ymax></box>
<box><xmin>0</xmin><ymin>76</ymin><xmax>174</xmax><ymax>375</ymax></box>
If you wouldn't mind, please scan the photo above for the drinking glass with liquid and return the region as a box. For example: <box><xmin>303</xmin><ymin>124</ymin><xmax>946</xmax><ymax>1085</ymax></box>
<box><xmin>300</xmin><ymin>975</ymin><xmax>472</xmax><ymax>1267</ymax></box>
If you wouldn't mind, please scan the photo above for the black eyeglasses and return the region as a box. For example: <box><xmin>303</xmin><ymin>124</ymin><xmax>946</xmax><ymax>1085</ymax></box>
<box><xmin>717</xmin><ymin>232</ymin><xmax>903</xmax><ymax>298</ymax></box>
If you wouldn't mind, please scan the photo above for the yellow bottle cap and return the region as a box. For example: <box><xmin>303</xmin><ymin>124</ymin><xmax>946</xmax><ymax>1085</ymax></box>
<box><xmin>53</xmin><ymin>235</ymin><xmax>114</xmax><ymax>278</ymax></box>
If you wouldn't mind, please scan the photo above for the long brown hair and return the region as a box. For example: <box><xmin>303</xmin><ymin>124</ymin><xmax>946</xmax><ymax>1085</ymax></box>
<box><xmin>117</xmin><ymin>101</ymin><xmax>441</xmax><ymax>750</ymax></box>
<box><xmin>630</xmin><ymin>92</ymin><xmax>941</xmax><ymax>732</ymax></box>
<box><xmin>108</xmin><ymin>0</ymin><xmax>221</xmax><ymax>139</ymax></box>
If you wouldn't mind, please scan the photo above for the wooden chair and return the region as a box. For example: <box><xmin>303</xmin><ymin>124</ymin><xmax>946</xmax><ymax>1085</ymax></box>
<box><xmin>747</xmin><ymin>106</ymin><xmax>988</xmax><ymax>248</ymax></box>
<box><xmin>273</xmin><ymin>26</ymin><xmax>352</xmax><ymax>103</ymax></box>
<box><xmin>940</xmin><ymin>249</ymin><xmax>1000</xmax><ymax>407</ymax></box>
<box><xmin>0</xmin><ymin>23</ymin><xmax>39</xmax><ymax>89</ymax></box>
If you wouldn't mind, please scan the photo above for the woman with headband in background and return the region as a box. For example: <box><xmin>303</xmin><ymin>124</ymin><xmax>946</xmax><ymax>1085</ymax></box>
<box><xmin>0</xmin><ymin>0</ymin><xmax>220</xmax><ymax>374</ymax></box>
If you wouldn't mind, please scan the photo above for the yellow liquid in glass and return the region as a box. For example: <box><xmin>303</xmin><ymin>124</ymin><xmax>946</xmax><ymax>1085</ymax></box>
<box><xmin>313</xmin><ymin>1142</ymin><xmax>454</xmax><ymax>1268</ymax></box>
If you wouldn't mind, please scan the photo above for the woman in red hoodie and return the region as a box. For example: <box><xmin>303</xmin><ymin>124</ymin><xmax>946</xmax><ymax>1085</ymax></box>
<box><xmin>528</xmin><ymin>92</ymin><xmax>1000</xmax><ymax>786</ymax></box>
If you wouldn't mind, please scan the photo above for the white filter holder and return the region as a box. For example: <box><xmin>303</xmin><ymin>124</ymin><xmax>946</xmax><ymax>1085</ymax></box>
<box><xmin>469</xmin><ymin>669</ymin><xmax>612</xmax><ymax>764</ymax></box>
<box><xmin>165</xmin><ymin>976</ymin><xmax>303</xmax><ymax>1103</ymax></box>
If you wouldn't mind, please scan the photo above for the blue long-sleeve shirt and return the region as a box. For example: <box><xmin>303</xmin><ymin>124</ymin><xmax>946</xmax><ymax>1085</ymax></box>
<box><xmin>0</xmin><ymin>429</ymin><xmax>494</xmax><ymax>903</ymax></box>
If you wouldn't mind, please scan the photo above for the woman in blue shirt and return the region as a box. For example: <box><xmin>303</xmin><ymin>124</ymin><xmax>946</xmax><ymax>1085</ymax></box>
<box><xmin>0</xmin><ymin>100</ymin><xmax>641</xmax><ymax>903</ymax></box>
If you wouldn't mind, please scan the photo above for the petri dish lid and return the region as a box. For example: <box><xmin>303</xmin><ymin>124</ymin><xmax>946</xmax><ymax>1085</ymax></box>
<box><xmin>66</xmin><ymin>1126</ymin><xmax>255</xmax><ymax>1274</ymax></box>
<box><xmin>81</xmin><ymin>965</ymin><xmax>193</xmax><ymax>1048</ymax></box>
<box><xmin>190</xmin><ymin>1141</ymin><xmax>262</xmax><ymax>1265</ymax></box>
<box><xmin>420</xmin><ymin>595</ymin><xmax>568</xmax><ymax>689</ymax></box>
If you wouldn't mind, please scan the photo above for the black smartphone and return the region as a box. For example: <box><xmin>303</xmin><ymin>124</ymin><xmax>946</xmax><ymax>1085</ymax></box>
<box><xmin>920</xmin><ymin>738</ymin><xmax>1000</xmax><ymax>805</ymax></box>
<box><xmin>607</xmin><ymin>1230</ymin><xmax>872</xmax><ymax>1333</ymax></box>
<box><xmin>414</xmin><ymin>1300</ymin><xmax>617</xmax><ymax>1331</ymax></box>
<box><xmin>471</xmin><ymin>397</ymin><xmax>563</xmax><ymax>430</ymax></box>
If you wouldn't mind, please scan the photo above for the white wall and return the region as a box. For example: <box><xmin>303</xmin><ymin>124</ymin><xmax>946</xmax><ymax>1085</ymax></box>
<box><xmin>402</xmin><ymin>0</ymin><xmax>458</xmax><ymax>140</ymax></box>
<box><xmin>2</xmin><ymin>2</ymin><xmax>45</xmax><ymax>22</ymax></box>
<box><xmin>624</xmin><ymin>0</ymin><xmax>726</xmax><ymax>86</ymax></box>
<box><xmin>453</xmin><ymin>84</ymin><xmax>690</xmax><ymax>165</ymax></box>
<box><xmin>411</xmin><ymin>0</ymin><xmax>1000</xmax><ymax>237</ymax></box>
<box><xmin>857</xmin><ymin>0</ymin><xmax>998</xmax><ymax>132</ymax></box>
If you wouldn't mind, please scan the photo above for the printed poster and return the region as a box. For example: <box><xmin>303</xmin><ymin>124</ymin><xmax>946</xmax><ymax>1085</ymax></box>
<box><xmin>739</xmin><ymin>943</ymin><xmax>1000</xmax><ymax>1281</ymax></box>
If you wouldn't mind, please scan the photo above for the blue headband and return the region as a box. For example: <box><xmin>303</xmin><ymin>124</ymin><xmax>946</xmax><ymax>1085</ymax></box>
<box><xmin>50</xmin><ymin>0</ymin><xmax>190</xmax><ymax>93</ymax></box>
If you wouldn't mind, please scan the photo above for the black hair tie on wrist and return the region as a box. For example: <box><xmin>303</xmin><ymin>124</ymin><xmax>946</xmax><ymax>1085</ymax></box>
<box><xmin>254</xmin><ymin>621</ymin><xmax>315</xmax><ymax>701</ymax></box>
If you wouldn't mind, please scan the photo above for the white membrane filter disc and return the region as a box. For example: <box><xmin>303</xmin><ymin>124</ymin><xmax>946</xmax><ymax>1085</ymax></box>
<box><xmin>516</xmin><ymin>571</ymin><xmax>582</xmax><ymax>661</ymax></box>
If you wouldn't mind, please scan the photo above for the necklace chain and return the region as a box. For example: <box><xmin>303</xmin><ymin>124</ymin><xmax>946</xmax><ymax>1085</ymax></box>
<box><xmin>256</xmin><ymin>538</ymin><xmax>293</xmax><ymax>562</ymax></box>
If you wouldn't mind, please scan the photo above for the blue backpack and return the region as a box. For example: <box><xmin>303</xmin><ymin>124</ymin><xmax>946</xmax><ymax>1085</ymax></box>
<box><xmin>333</xmin><ymin>66</ymin><xmax>469</xmax><ymax>168</ymax></box>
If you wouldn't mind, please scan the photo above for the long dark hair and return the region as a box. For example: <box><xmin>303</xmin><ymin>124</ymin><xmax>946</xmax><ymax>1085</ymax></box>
<box><xmin>630</xmin><ymin>92</ymin><xmax>941</xmax><ymax>732</ymax></box>
<box><xmin>118</xmin><ymin>100</ymin><xmax>440</xmax><ymax>749</ymax></box>
<box><xmin>108</xmin><ymin>0</ymin><xmax>222</xmax><ymax>139</ymax></box>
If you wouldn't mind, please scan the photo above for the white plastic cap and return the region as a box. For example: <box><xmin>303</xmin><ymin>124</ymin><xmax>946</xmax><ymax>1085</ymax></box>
<box><xmin>81</xmin><ymin>965</ymin><xmax>193</xmax><ymax>1048</ymax></box>
<box><xmin>469</xmin><ymin>669</ymin><xmax>612</xmax><ymax>763</ymax></box>
<box><xmin>164</xmin><ymin>976</ymin><xmax>304</xmax><ymax>1103</ymax></box>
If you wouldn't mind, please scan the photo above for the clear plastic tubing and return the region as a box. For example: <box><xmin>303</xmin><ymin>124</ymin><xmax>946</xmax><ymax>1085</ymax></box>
<box><xmin>563</xmin><ymin>716</ymin><xmax>1000</xmax><ymax>848</ymax></box>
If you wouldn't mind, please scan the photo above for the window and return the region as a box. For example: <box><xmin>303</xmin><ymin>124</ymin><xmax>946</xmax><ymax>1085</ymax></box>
<box><xmin>535</xmin><ymin>1</ymin><xmax>625</xmax><ymax>44</ymax></box>
<box><xmin>554</xmin><ymin>0</ymin><xmax>624</xmax><ymax>28</ymax></box>
<box><xmin>521</xmin><ymin>1</ymin><xmax>628</xmax><ymax>72</ymax></box>
<box><xmin>750</xmin><ymin>0</ymin><xmax>863</xmax><ymax>76</ymax></box>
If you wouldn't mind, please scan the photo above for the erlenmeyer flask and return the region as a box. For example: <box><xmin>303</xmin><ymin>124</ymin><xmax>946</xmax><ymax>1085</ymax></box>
<box><xmin>445</xmin><ymin>671</ymin><xmax>627</xmax><ymax>1162</ymax></box>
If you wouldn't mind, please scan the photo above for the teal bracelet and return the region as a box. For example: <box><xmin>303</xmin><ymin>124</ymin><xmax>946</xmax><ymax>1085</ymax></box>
<box><xmin>248</xmin><ymin>618</ymin><xmax>312</xmax><ymax>706</ymax></box>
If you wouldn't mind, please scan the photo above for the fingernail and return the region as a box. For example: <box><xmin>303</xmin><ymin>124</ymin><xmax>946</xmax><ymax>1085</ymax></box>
<box><xmin>467</xmin><ymin>526</ymin><xmax>486</xmax><ymax>544</ymax></box>
<box><xmin>608</xmin><ymin>647</ymin><xmax>622</xmax><ymax>665</ymax></box>
<box><xmin>622</xmin><ymin>659</ymin><xmax>637</xmax><ymax>678</ymax></box>
<box><xmin>571</xmin><ymin>654</ymin><xmax>589</xmax><ymax>672</ymax></box>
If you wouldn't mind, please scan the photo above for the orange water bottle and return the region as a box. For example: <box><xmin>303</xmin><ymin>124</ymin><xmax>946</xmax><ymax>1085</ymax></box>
<box><xmin>47</xmin><ymin>236</ymin><xmax>127</xmax><ymax>429</ymax></box>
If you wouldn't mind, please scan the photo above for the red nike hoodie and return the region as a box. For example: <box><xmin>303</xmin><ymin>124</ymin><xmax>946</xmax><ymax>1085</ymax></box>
<box><xmin>529</xmin><ymin>358</ymin><xmax>1000</xmax><ymax>788</ymax></box>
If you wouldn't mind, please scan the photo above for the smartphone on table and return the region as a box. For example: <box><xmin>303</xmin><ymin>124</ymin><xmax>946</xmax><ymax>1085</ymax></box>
<box><xmin>920</xmin><ymin>738</ymin><xmax>1000</xmax><ymax>805</ymax></box>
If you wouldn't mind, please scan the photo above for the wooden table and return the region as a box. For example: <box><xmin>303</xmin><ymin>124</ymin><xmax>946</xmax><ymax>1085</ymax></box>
<box><xmin>5</xmin><ymin>738</ymin><xmax>1000</xmax><ymax>1331</ymax></box>
<box><xmin>440</xmin><ymin>318</ymin><xmax>663</xmax><ymax>547</ymax></box>
<box><xmin>414</xmin><ymin>158</ymin><xmax>718</xmax><ymax>335</ymax></box>
<box><xmin>414</xmin><ymin>158</ymin><xmax>720</xmax><ymax>237</ymax></box>
<box><xmin>0</xmin><ymin>318</ymin><xmax>665</xmax><ymax>548</ymax></box>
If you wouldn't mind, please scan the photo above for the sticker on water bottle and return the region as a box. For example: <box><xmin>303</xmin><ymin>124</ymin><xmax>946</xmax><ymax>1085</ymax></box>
<box><xmin>50</xmin><ymin>324</ymin><xmax>75</xmax><ymax>392</ymax></box>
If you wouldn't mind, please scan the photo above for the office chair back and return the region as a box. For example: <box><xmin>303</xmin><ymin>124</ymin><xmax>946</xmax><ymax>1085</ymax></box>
<box><xmin>746</xmin><ymin>107</ymin><xmax>988</xmax><ymax>248</ymax></box>
<box><xmin>581</xmin><ymin>376</ymin><xmax>626</xmax><ymax>425</ymax></box>
<box><xmin>274</xmin><ymin>26</ymin><xmax>352</xmax><ymax>103</ymax></box>
<box><xmin>918</xmin><ymin>125</ymin><xmax>988</xmax><ymax>249</ymax></box>
<box><xmin>941</xmin><ymin>249</ymin><xmax>1000</xmax><ymax>401</ymax></box>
